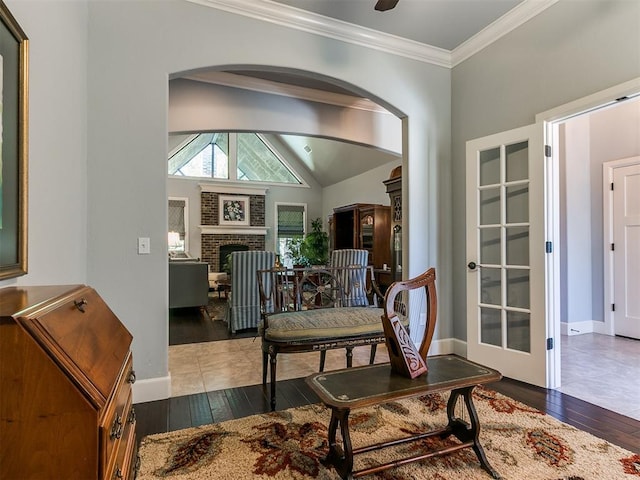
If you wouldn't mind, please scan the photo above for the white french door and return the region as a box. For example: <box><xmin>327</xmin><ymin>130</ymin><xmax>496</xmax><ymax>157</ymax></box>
<box><xmin>466</xmin><ymin>124</ymin><xmax>548</xmax><ymax>387</ymax></box>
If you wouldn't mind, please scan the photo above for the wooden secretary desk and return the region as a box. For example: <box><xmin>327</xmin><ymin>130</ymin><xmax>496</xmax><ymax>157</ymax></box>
<box><xmin>0</xmin><ymin>285</ymin><xmax>139</xmax><ymax>480</ymax></box>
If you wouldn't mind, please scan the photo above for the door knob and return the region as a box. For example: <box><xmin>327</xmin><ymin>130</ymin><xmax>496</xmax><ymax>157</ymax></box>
<box><xmin>467</xmin><ymin>262</ymin><xmax>477</xmax><ymax>270</ymax></box>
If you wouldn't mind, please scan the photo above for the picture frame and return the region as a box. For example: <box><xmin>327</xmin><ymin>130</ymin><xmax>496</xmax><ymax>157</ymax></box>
<box><xmin>0</xmin><ymin>2</ymin><xmax>28</xmax><ymax>280</ymax></box>
<box><xmin>219</xmin><ymin>195</ymin><xmax>250</xmax><ymax>226</ymax></box>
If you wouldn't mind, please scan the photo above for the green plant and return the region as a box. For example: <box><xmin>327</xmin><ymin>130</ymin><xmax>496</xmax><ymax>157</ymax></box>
<box><xmin>284</xmin><ymin>236</ymin><xmax>308</xmax><ymax>266</ymax></box>
<box><xmin>301</xmin><ymin>218</ymin><xmax>329</xmax><ymax>266</ymax></box>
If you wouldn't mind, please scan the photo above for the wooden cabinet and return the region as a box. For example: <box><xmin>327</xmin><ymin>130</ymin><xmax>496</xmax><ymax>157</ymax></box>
<box><xmin>0</xmin><ymin>285</ymin><xmax>138</xmax><ymax>480</ymax></box>
<box><xmin>332</xmin><ymin>203</ymin><xmax>390</xmax><ymax>269</ymax></box>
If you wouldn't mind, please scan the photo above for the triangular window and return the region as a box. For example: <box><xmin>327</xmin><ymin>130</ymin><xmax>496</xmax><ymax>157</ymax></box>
<box><xmin>169</xmin><ymin>132</ymin><xmax>303</xmax><ymax>185</ymax></box>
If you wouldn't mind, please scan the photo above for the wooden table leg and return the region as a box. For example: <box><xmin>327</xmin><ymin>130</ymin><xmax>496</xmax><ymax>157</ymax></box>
<box><xmin>446</xmin><ymin>387</ymin><xmax>501</xmax><ymax>479</ymax></box>
<box><xmin>323</xmin><ymin>408</ymin><xmax>354</xmax><ymax>480</ymax></box>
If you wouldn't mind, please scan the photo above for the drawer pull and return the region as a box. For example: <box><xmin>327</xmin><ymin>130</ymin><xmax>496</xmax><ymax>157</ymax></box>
<box><xmin>73</xmin><ymin>298</ymin><xmax>88</xmax><ymax>313</ymax></box>
<box><xmin>110</xmin><ymin>414</ymin><xmax>123</xmax><ymax>440</ymax></box>
<box><xmin>127</xmin><ymin>407</ymin><xmax>136</xmax><ymax>425</ymax></box>
<box><xmin>113</xmin><ymin>466</ymin><xmax>123</xmax><ymax>480</ymax></box>
<box><xmin>128</xmin><ymin>369</ymin><xmax>136</xmax><ymax>384</ymax></box>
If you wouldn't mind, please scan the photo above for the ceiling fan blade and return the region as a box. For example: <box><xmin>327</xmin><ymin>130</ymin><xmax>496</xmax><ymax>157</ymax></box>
<box><xmin>375</xmin><ymin>0</ymin><xmax>399</xmax><ymax>11</ymax></box>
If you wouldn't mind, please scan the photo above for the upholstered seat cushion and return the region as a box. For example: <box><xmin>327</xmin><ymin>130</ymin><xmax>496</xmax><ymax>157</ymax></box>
<box><xmin>263</xmin><ymin>307</ymin><xmax>406</xmax><ymax>342</ymax></box>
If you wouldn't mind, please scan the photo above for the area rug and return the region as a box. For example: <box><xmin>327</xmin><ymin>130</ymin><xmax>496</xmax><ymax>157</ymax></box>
<box><xmin>138</xmin><ymin>386</ymin><xmax>639</xmax><ymax>479</ymax></box>
<box><xmin>206</xmin><ymin>297</ymin><xmax>227</xmax><ymax>321</ymax></box>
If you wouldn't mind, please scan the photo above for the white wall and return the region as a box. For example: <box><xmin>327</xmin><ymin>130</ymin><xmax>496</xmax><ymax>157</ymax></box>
<box><xmin>322</xmin><ymin>160</ymin><xmax>400</xmax><ymax>221</ymax></box>
<box><xmin>451</xmin><ymin>0</ymin><xmax>640</xmax><ymax>339</ymax></box>
<box><xmin>561</xmin><ymin>117</ymin><xmax>593</xmax><ymax>325</ymax></box>
<box><xmin>84</xmin><ymin>0</ymin><xmax>451</xmax><ymax>398</ymax></box>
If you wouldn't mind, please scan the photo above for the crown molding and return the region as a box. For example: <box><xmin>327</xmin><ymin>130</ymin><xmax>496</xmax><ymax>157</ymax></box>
<box><xmin>185</xmin><ymin>0</ymin><xmax>451</xmax><ymax>67</ymax></box>
<box><xmin>185</xmin><ymin>0</ymin><xmax>556</xmax><ymax>69</ymax></box>
<box><xmin>451</xmin><ymin>0</ymin><xmax>559</xmax><ymax>67</ymax></box>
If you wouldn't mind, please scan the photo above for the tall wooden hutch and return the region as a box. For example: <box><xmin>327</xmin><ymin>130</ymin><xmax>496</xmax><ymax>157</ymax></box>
<box><xmin>331</xmin><ymin>203</ymin><xmax>391</xmax><ymax>271</ymax></box>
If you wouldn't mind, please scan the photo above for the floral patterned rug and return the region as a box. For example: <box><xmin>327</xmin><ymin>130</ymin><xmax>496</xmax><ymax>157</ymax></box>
<box><xmin>138</xmin><ymin>386</ymin><xmax>639</xmax><ymax>479</ymax></box>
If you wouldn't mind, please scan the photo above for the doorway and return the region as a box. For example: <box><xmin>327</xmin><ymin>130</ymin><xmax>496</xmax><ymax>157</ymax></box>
<box><xmin>547</xmin><ymin>87</ymin><xmax>640</xmax><ymax>417</ymax></box>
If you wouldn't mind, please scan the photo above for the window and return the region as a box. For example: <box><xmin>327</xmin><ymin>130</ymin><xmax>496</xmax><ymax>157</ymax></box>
<box><xmin>169</xmin><ymin>132</ymin><xmax>303</xmax><ymax>185</ymax></box>
<box><xmin>168</xmin><ymin>197</ymin><xmax>188</xmax><ymax>253</ymax></box>
<box><xmin>237</xmin><ymin>133</ymin><xmax>301</xmax><ymax>184</ymax></box>
<box><xmin>169</xmin><ymin>133</ymin><xmax>228</xmax><ymax>179</ymax></box>
<box><xmin>276</xmin><ymin>203</ymin><xmax>306</xmax><ymax>267</ymax></box>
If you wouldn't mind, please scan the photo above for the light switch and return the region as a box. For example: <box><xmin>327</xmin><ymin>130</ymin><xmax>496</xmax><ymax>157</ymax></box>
<box><xmin>138</xmin><ymin>237</ymin><xmax>150</xmax><ymax>254</ymax></box>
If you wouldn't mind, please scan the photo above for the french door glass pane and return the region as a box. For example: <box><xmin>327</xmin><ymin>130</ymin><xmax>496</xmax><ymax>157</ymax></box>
<box><xmin>480</xmin><ymin>228</ymin><xmax>501</xmax><ymax>265</ymax></box>
<box><xmin>507</xmin><ymin>311</ymin><xmax>530</xmax><ymax>352</ymax></box>
<box><xmin>480</xmin><ymin>188</ymin><xmax>500</xmax><ymax>225</ymax></box>
<box><xmin>505</xmin><ymin>141</ymin><xmax>528</xmax><ymax>182</ymax></box>
<box><xmin>481</xmin><ymin>307</ymin><xmax>501</xmax><ymax>346</ymax></box>
<box><xmin>480</xmin><ymin>267</ymin><xmax>501</xmax><ymax>305</ymax></box>
<box><xmin>506</xmin><ymin>227</ymin><xmax>529</xmax><ymax>265</ymax></box>
<box><xmin>506</xmin><ymin>185</ymin><xmax>528</xmax><ymax>223</ymax></box>
<box><xmin>480</xmin><ymin>148</ymin><xmax>500</xmax><ymax>186</ymax></box>
<box><xmin>507</xmin><ymin>269</ymin><xmax>530</xmax><ymax>309</ymax></box>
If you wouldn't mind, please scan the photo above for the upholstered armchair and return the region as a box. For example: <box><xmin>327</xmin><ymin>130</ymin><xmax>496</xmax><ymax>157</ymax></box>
<box><xmin>329</xmin><ymin>249</ymin><xmax>370</xmax><ymax>307</ymax></box>
<box><xmin>227</xmin><ymin>250</ymin><xmax>276</xmax><ymax>334</ymax></box>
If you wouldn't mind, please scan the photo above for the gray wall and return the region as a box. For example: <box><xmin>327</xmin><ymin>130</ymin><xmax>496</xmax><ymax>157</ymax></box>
<box><xmin>451</xmin><ymin>0</ymin><xmax>640</xmax><ymax>339</ymax></box>
<box><xmin>83</xmin><ymin>1</ymin><xmax>451</xmax><ymax>387</ymax></box>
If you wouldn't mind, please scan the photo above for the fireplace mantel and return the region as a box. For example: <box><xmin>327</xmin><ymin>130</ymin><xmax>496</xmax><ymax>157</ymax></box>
<box><xmin>199</xmin><ymin>225</ymin><xmax>268</xmax><ymax>236</ymax></box>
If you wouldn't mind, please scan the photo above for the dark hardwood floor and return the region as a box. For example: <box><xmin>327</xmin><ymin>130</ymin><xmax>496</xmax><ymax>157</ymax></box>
<box><xmin>140</xmin><ymin>308</ymin><xmax>640</xmax><ymax>453</ymax></box>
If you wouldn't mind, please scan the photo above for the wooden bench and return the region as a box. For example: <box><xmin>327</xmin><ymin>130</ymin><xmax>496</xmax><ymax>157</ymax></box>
<box><xmin>257</xmin><ymin>265</ymin><xmax>405</xmax><ymax>410</ymax></box>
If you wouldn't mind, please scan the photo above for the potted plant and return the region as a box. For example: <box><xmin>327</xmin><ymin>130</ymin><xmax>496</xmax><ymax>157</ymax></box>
<box><xmin>284</xmin><ymin>236</ymin><xmax>308</xmax><ymax>267</ymax></box>
<box><xmin>301</xmin><ymin>218</ymin><xmax>329</xmax><ymax>266</ymax></box>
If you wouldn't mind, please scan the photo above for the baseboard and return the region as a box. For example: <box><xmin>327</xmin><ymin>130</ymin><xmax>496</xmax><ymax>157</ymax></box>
<box><xmin>133</xmin><ymin>373</ymin><xmax>172</xmax><ymax>403</ymax></box>
<box><xmin>561</xmin><ymin>321</ymin><xmax>595</xmax><ymax>336</ymax></box>
<box><xmin>426</xmin><ymin>337</ymin><xmax>462</xmax><ymax>357</ymax></box>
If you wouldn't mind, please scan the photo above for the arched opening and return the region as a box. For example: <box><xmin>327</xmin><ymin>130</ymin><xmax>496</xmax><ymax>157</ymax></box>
<box><xmin>166</xmin><ymin>65</ymin><xmax>407</xmax><ymax>396</ymax></box>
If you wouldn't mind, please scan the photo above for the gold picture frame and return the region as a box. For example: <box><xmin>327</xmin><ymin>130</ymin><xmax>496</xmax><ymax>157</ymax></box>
<box><xmin>0</xmin><ymin>1</ymin><xmax>28</xmax><ymax>280</ymax></box>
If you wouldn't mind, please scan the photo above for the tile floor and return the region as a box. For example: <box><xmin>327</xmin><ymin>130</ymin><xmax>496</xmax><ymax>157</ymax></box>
<box><xmin>169</xmin><ymin>337</ymin><xmax>390</xmax><ymax>397</ymax></box>
<box><xmin>169</xmin><ymin>332</ymin><xmax>640</xmax><ymax>421</ymax></box>
<box><xmin>559</xmin><ymin>333</ymin><xmax>640</xmax><ymax>421</ymax></box>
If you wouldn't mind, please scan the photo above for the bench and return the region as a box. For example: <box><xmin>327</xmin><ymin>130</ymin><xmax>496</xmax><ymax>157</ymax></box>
<box><xmin>257</xmin><ymin>265</ymin><xmax>406</xmax><ymax>410</ymax></box>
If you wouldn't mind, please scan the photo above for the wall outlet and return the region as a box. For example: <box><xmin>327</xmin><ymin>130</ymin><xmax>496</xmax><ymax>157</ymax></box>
<box><xmin>419</xmin><ymin>312</ymin><xmax>426</xmax><ymax>326</ymax></box>
<box><xmin>138</xmin><ymin>237</ymin><xmax>150</xmax><ymax>255</ymax></box>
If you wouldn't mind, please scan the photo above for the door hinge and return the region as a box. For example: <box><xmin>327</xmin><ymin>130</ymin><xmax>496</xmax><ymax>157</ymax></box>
<box><xmin>545</xmin><ymin>241</ymin><xmax>553</xmax><ymax>253</ymax></box>
<box><xmin>544</xmin><ymin>145</ymin><xmax>552</xmax><ymax>157</ymax></box>
<box><xmin>611</xmin><ymin>243</ymin><xmax>615</xmax><ymax>251</ymax></box>
<box><xmin>612</xmin><ymin>303</ymin><xmax>616</xmax><ymax>312</ymax></box>
<box><xmin>611</xmin><ymin>182</ymin><xmax>614</xmax><ymax>191</ymax></box>
<box><xmin>546</xmin><ymin>338</ymin><xmax>554</xmax><ymax>350</ymax></box>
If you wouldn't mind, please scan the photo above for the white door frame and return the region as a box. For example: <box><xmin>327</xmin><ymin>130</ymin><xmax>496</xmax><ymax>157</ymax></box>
<box><xmin>536</xmin><ymin>77</ymin><xmax>640</xmax><ymax>387</ymax></box>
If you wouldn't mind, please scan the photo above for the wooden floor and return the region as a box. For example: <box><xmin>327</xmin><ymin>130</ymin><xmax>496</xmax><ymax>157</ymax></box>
<box><xmin>138</xmin><ymin>307</ymin><xmax>640</xmax><ymax>453</ymax></box>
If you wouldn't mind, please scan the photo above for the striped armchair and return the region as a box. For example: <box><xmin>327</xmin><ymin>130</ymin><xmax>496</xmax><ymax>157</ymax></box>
<box><xmin>228</xmin><ymin>250</ymin><xmax>276</xmax><ymax>334</ymax></box>
<box><xmin>330</xmin><ymin>249</ymin><xmax>370</xmax><ymax>307</ymax></box>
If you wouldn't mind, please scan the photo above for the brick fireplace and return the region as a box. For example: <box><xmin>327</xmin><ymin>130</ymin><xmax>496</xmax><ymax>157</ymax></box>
<box><xmin>199</xmin><ymin>185</ymin><xmax>269</xmax><ymax>272</ymax></box>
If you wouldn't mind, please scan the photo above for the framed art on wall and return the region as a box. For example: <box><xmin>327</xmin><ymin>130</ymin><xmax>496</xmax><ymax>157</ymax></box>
<box><xmin>0</xmin><ymin>2</ymin><xmax>28</xmax><ymax>280</ymax></box>
<box><xmin>219</xmin><ymin>195</ymin><xmax>250</xmax><ymax>226</ymax></box>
